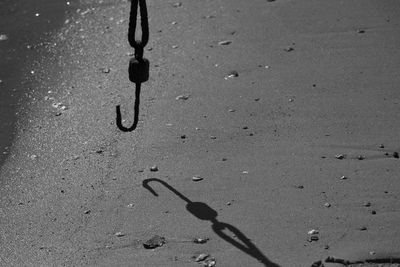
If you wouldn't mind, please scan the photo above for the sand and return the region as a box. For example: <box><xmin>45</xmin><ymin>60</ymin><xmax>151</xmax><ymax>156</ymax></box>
<box><xmin>1</xmin><ymin>0</ymin><xmax>400</xmax><ymax>266</ymax></box>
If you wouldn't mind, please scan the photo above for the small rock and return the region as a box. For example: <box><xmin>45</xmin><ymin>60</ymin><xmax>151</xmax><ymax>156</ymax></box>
<box><xmin>340</xmin><ymin>175</ymin><xmax>348</xmax><ymax>180</ymax></box>
<box><xmin>143</xmin><ymin>235</ymin><xmax>166</xmax><ymax>249</ymax></box>
<box><xmin>30</xmin><ymin>154</ymin><xmax>38</xmax><ymax>160</ymax></box>
<box><xmin>150</xmin><ymin>165</ymin><xmax>158</xmax><ymax>172</ymax></box>
<box><xmin>84</xmin><ymin>210</ymin><xmax>91</xmax><ymax>214</ymax></box>
<box><xmin>172</xmin><ymin>2</ymin><xmax>182</xmax><ymax>7</ymax></box>
<box><xmin>100</xmin><ymin>67</ymin><xmax>110</xmax><ymax>73</ymax></box>
<box><xmin>193</xmin><ymin>237</ymin><xmax>209</xmax><ymax>244</ymax></box>
<box><xmin>218</xmin><ymin>40</ymin><xmax>231</xmax><ymax>46</ymax></box>
<box><xmin>335</xmin><ymin>154</ymin><xmax>346</xmax><ymax>160</ymax></box>
<box><xmin>358</xmin><ymin>226</ymin><xmax>367</xmax><ymax>231</ymax></box>
<box><xmin>192</xmin><ymin>175</ymin><xmax>204</xmax><ymax>182</ymax></box>
<box><xmin>172</xmin><ymin>45</ymin><xmax>179</xmax><ymax>49</ymax></box>
<box><xmin>176</xmin><ymin>94</ymin><xmax>190</xmax><ymax>100</ymax></box>
<box><xmin>180</xmin><ymin>135</ymin><xmax>186</xmax><ymax>139</ymax></box>
<box><xmin>284</xmin><ymin>47</ymin><xmax>294</xmax><ymax>52</ymax></box>
<box><xmin>203</xmin><ymin>258</ymin><xmax>216</xmax><ymax>267</ymax></box>
<box><xmin>296</xmin><ymin>185</ymin><xmax>304</xmax><ymax>189</ymax></box>
<box><xmin>393</xmin><ymin>152</ymin><xmax>399</xmax><ymax>158</ymax></box>
<box><xmin>195</xmin><ymin>253</ymin><xmax>209</xmax><ymax>262</ymax></box>
<box><xmin>308</xmin><ymin>229</ymin><xmax>319</xmax><ymax>235</ymax></box>
<box><xmin>324</xmin><ymin>202</ymin><xmax>331</xmax><ymax>208</ymax></box>
<box><xmin>363</xmin><ymin>202</ymin><xmax>371</xmax><ymax>207</ymax></box>
<box><xmin>210</xmin><ymin>136</ymin><xmax>217</xmax><ymax>139</ymax></box>
<box><xmin>225</xmin><ymin>70</ymin><xmax>239</xmax><ymax>78</ymax></box>
<box><xmin>379</xmin><ymin>144</ymin><xmax>385</xmax><ymax>148</ymax></box>
<box><xmin>228</xmin><ymin>109</ymin><xmax>236</xmax><ymax>112</ymax></box>
<box><xmin>358</xmin><ymin>29</ymin><xmax>365</xmax><ymax>33</ymax></box>
<box><xmin>324</xmin><ymin>245</ymin><xmax>330</xmax><ymax>250</ymax></box>
<box><xmin>115</xmin><ymin>232</ymin><xmax>125</xmax><ymax>237</ymax></box>
<box><xmin>127</xmin><ymin>203</ymin><xmax>134</xmax><ymax>208</ymax></box>
<box><xmin>371</xmin><ymin>210</ymin><xmax>376</xmax><ymax>215</ymax></box>
<box><xmin>0</xmin><ymin>34</ymin><xmax>8</xmax><ymax>41</ymax></box>
<box><xmin>357</xmin><ymin>155</ymin><xmax>365</xmax><ymax>160</ymax></box>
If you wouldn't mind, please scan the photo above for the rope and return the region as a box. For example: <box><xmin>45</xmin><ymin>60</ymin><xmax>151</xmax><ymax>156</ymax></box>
<box><xmin>128</xmin><ymin>0</ymin><xmax>149</xmax><ymax>59</ymax></box>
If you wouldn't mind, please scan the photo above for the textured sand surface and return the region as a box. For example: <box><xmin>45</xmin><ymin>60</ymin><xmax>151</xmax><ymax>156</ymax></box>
<box><xmin>1</xmin><ymin>0</ymin><xmax>400</xmax><ymax>266</ymax></box>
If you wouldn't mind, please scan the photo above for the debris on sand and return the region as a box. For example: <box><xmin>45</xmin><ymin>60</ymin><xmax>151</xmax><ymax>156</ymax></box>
<box><xmin>100</xmin><ymin>67</ymin><xmax>110</xmax><ymax>73</ymax></box>
<box><xmin>193</xmin><ymin>237</ymin><xmax>209</xmax><ymax>244</ymax></box>
<box><xmin>150</xmin><ymin>165</ymin><xmax>158</xmax><ymax>172</ymax></box>
<box><xmin>195</xmin><ymin>253</ymin><xmax>209</xmax><ymax>262</ymax></box>
<box><xmin>284</xmin><ymin>46</ymin><xmax>294</xmax><ymax>52</ymax></box>
<box><xmin>0</xmin><ymin>34</ymin><xmax>8</xmax><ymax>41</ymax></box>
<box><xmin>143</xmin><ymin>235</ymin><xmax>166</xmax><ymax>249</ymax></box>
<box><xmin>192</xmin><ymin>175</ymin><xmax>204</xmax><ymax>182</ymax></box>
<box><xmin>308</xmin><ymin>229</ymin><xmax>319</xmax><ymax>235</ymax></box>
<box><xmin>176</xmin><ymin>94</ymin><xmax>190</xmax><ymax>100</ymax></box>
<box><xmin>115</xmin><ymin>232</ymin><xmax>125</xmax><ymax>237</ymax></box>
<box><xmin>218</xmin><ymin>40</ymin><xmax>232</xmax><ymax>46</ymax></box>
<box><xmin>224</xmin><ymin>70</ymin><xmax>239</xmax><ymax>80</ymax></box>
<box><xmin>335</xmin><ymin>154</ymin><xmax>346</xmax><ymax>160</ymax></box>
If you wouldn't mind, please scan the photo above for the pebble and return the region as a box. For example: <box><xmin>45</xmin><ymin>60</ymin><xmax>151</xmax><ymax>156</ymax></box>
<box><xmin>195</xmin><ymin>253</ymin><xmax>209</xmax><ymax>262</ymax></box>
<box><xmin>308</xmin><ymin>229</ymin><xmax>319</xmax><ymax>235</ymax></box>
<box><xmin>193</xmin><ymin>237</ymin><xmax>209</xmax><ymax>244</ymax></box>
<box><xmin>176</xmin><ymin>94</ymin><xmax>190</xmax><ymax>100</ymax></box>
<box><xmin>0</xmin><ymin>34</ymin><xmax>8</xmax><ymax>41</ymax></box>
<box><xmin>143</xmin><ymin>235</ymin><xmax>166</xmax><ymax>249</ymax></box>
<box><xmin>335</xmin><ymin>154</ymin><xmax>346</xmax><ymax>159</ymax></box>
<box><xmin>218</xmin><ymin>40</ymin><xmax>232</xmax><ymax>45</ymax></box>
<box><xmin>100</xmin><ymin>67</ymin><xmax>110</xmax><ymax>73</ymax></box>
<box><xmin>150</xmin><ymin>165</ymin><xmax>158</xmax><ymax>172</ymax></box>
<box><xmin>363</xmin><ymin>202</ymin><xmax>371</xmax><ymax>207</ymax></box>
<box><xmin>226</xmin><ymin>70</ymin><xmax>239</xmax><ymax>78</ymax></box>
<box><xmin>192</xmin><ymin>175</ymin><xmax>204</xmax><ymax>182</ymax></box>
<box><xmin>115</xmin><ymin>232</ymin><xmax>125</xmax><ymax>237</ymax></box>
<box><xmin>204</xmin><ymin>258</ymin><xmax>216</xmax><ymax>267</ymax></box>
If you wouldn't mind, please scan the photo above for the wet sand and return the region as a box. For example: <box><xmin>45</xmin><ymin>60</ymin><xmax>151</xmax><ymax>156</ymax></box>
<box><xmin>1</xmin><ymin>0</ymin><xmax>400</xmax><ymax>266</ymax></box>
<box><xmin>0</xmin><ymin>0</ymin><xmax>74</xmax><ymax>167</ymax></box>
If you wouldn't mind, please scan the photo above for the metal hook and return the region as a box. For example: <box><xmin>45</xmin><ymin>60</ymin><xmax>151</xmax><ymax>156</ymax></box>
<box><xmin>116</xmin><ymin>83</ymin><xmax>141</xmax><ymax>132</ymax></box>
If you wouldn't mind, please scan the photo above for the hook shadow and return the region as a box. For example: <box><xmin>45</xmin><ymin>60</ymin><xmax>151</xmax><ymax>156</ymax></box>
<box><xmin>142</xmin><ymin>178</ymin><xmax>280</xmax><ymax>267</ymax></box>
<box><xmin>116</xmin><ymin>83</ymin><xmax>141</xmax><ymax>132</ymax></box>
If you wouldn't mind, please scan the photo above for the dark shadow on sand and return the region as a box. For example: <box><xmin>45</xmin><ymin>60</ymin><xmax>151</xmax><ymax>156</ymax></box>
<box><xmin>143</xmin><ymin>178</ymin><xmax>281</xmax><ymax>267</ymax></box>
